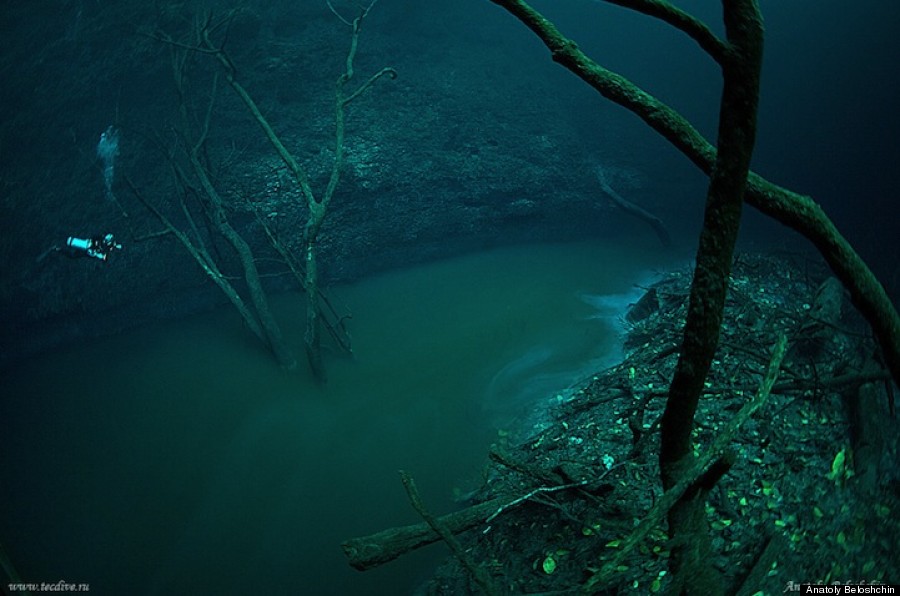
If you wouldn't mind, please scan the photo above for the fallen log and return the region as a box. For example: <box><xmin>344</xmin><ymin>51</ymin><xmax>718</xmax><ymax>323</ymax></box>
<box><xmin>341</xmin><ymin>497</ymin><xmax>504</xmax><ymax>571</ymax></box>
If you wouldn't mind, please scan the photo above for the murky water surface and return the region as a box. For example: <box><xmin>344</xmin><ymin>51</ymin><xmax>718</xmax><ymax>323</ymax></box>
<box><xmin>1</xmin><ymin>240</ymin><xmax>673</xmax><ymax>594</ymax></box>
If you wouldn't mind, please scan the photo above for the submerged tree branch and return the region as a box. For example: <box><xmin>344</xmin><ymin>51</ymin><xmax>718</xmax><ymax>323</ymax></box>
<box><xmin>655</xmin><ymin>2</ymin><xmax>764</xmax><ymax>590</ymax></box>
<box><xmin>155</xmin><ymin>6</ymin><xmax>394</xmax><ymax>381</ymax></box>
<box><xmin>400</xmin><ymin>471</ymin><xmax>500</xmax><ymax>596</ymax></box>
<box><xmin>488</xmin><ymin>0</ymin><xmax>900</xmax><ymax>389</ymax></box>
<box><xmin>584</xmin><ymin>334</ymin><xmax>788</xmax><ymax>593</ymax></box>
<box><xmin>595</xmin><ymin>165</ymin><xmax>672</xmax><ymax>247</ymax></box>
<box><xmin>600</xmin><ymin>0</ymin><xmax>730</xmax><ymax>63</ymax></box>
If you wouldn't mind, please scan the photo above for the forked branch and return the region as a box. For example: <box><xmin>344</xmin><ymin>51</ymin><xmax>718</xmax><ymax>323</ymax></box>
<box><xmin>489</xmin><ymin>0</ymin><xmax>900</xmax><ymax>389</ymax></box>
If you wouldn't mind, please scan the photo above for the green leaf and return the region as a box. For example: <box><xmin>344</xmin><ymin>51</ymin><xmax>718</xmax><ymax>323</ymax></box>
<box><xmin>827</xmin><ymin>448</ymin><xmax>846</xmax><ymax>481</ymax></box>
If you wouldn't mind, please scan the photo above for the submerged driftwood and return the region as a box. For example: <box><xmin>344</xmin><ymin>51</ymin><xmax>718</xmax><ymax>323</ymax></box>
<box><xmin>595</xmin><ymin>166</ymin><xmax>672</xmax><ymax>248</ymax></box>
<box><xmin>341</xmin><ymin>497</ymin><xmax>504</xmax><ymax>571</ymax></box>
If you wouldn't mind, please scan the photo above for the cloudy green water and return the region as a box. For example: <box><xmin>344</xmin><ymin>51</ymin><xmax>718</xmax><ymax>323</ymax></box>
<box><xmin>1</xmin><ymin>240</ymin><xmax>676</xmax><ymax>594</ymax></box>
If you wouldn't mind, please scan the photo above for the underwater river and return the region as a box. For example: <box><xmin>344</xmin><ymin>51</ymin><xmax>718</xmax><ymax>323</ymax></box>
<box><xmin>1</xmin><ymin>240</ymin><xmax>675</xmax><ymax>594</ymax></box>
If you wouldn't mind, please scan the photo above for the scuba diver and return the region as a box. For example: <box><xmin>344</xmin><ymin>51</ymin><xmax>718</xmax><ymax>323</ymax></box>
<box><xmin>65</xmin><ymin>233</ymin><xmax>122</xmax><ymax>261</ymax></box>
<box><xmin>37</xmin><ymin>233</ymin><xmax>123</xmax><ymax>263</ymax></box>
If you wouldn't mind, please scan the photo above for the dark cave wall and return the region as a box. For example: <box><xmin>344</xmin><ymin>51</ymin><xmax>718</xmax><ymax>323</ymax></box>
<box><xmin>3</xmin><ymin>0</ymin><xmax>897</xmax><ymax>365</ymax></box>
<box><xmin>1</xmin><ymin>1</ymin><xmax>700</xmax><ymax>364</ymax></box>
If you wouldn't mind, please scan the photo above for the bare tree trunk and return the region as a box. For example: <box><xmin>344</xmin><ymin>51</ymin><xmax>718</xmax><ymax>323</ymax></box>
<box><xmin>193</xmin><ymin>6</ymin><xmax>395</xmax><ymax>382</ymax></box>
<box><xmin>127</xmin><ymin>177</ymin><xmax>266</xmax><ymax>346</ymax></box>
<box><xmin>657</xmin><ymin>3</ymin><xmax>764</xmax><ymax>593</ymax></box>
<box><xmin>132</xmin><ymin>41</ymin><xmax>297</xmax><ymax>369</ymax></box>
<box><xmin>215</xmin><ymin>215</ymin><xmax>296</xmax><ymax>369</ymax></box>
<box><xmin>303</xmin><ymin>221</ymin><xmax>326</xmax><ymax>383</ymax></box>
<box><xmin>489</xmin><ymin>0</ymin><xmax>767</xmax><ymax>592</ymax></box>
<box><xmin>174</xmin><ymin>54</ymin><xmax>296</xmax><ymax>370</ymax></box>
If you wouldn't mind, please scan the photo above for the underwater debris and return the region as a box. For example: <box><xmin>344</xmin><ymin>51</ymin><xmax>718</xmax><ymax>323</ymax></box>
<box><xmin>344</xmin><ymin>253</ymin><xmax>899</xmax><ymax>594</ymax></box>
